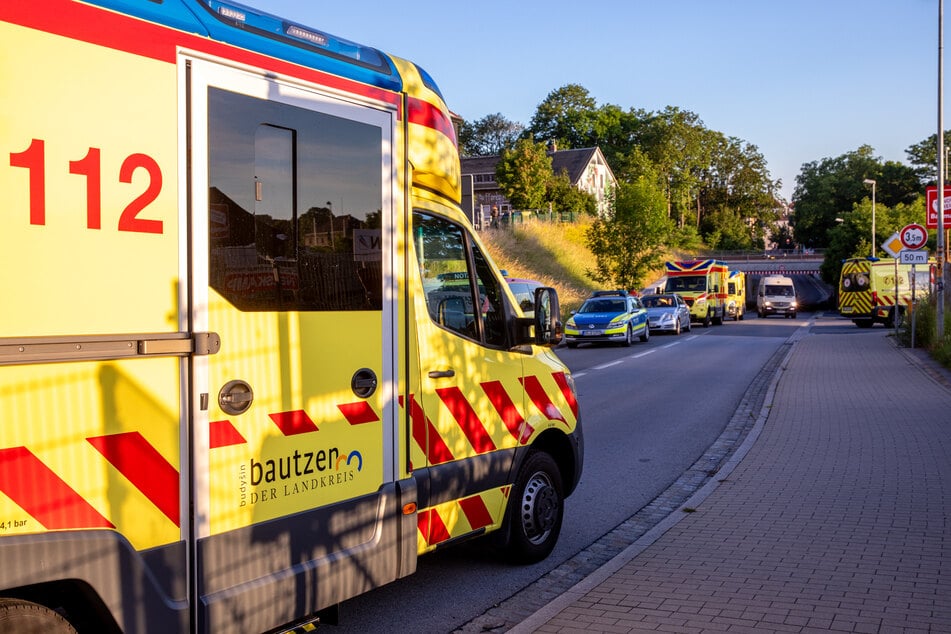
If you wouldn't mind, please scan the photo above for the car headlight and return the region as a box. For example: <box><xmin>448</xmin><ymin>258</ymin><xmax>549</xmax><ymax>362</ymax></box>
<box><xmin>658</xmin><ymin>312</ymin><xmax>673</xmax><ymax>323</ymax></box>
<box><xmin>696</xmin><ymin>298</ymin><xmax>707</xmax><ymax>306</ymax></box>
<box><xmin>763</xmin><ymin>301</ymin><xmax>772</xmax><ymax>307</ymax></box>
<box><xmin>790</xmin><ymin>301</ymin><xmax>798</xmax><ymax>308</ymax></box>
<box><xmin>609</xmin><ymin>315</ymin><xmax>627</xmax><ymax>326</ymax></box>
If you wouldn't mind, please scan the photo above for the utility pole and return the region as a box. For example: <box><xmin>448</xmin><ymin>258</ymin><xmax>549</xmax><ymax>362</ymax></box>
<box><xmin>939</xmin><ymin>0</ymin><xmax>946</xmax><ymax>339</ymax></box>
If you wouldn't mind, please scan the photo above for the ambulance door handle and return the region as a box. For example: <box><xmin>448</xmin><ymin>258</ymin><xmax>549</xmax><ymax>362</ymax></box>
<box><xmin>428</xmin><ymin>369</ymin><xmax>455</xmax><ymax>379</ymax></box>
<box><xmin>219</xmin><ymin>380</ymin><xmax>254</xmax><ymax>415</ymax></box>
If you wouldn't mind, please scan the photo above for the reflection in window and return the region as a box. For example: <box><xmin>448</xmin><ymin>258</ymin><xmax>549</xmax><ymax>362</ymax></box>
<box><xmin>207</xmin><ymin>87</ymin><xmax>383</xmax><ymax>311</ymax></box>
<box><xmin>413</xmin><ymin>211</ymin><xmax>508</xmax><ymax>348</ymax></box>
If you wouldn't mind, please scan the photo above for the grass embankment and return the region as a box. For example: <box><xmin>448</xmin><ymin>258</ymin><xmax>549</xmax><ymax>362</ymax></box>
<box><xmin>480</xmin><ymin>218</ymin><xmax>600</xmax><ymax>313</ymax></box>
<box><xmin>481</xmin><ymin>216</ymin><xmax>674</xmax><ymax>312</ymax></box>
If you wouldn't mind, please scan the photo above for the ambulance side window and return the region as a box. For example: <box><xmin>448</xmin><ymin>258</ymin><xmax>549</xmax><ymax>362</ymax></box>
<box><xmin>207</xmin><ymin>87</ymin><xmax>383</xmax><ymax>311</ymax></box>
<box><xmin>413</xmin><ymin>211</ymin><xmax>508</xmax><ymax>348</ymax></box>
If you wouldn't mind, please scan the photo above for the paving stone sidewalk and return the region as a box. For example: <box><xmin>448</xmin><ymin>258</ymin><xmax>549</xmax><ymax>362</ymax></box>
<box><xmin>513</xmin><ymin>328</ymin><xmax>951</xmax><ymax>633</ymax></box>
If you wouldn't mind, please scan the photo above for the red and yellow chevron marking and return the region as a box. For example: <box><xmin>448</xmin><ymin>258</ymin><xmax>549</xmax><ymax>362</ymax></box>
<box><xmin>416</xmin><ymin>486</ymin><xmax>510</xmax><ymax>552</ymax></box>
<box><xmin>401</xmin><ymin>371</ymin><xmax>575</xmax><ymax>468</ymax></box>
<box><xmin>86</xmin><ymin>432</ymin><xmax>180</xmax><ymax>526</ymax></box>
<box><xmin>0</xmin><ymin>447</ymin><xmax>114</xmax><ymax>530</ymax></box>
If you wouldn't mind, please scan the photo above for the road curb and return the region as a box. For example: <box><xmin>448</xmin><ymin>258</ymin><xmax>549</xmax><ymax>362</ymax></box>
<box><xmin>506</xmin><ymin>327</ymin><xmax>799</xmax><ymax>634</ymax></box>
<box><xmin>457</xmin><ymin>322</ymin><xmax>806</xmax><ymax>634</ymax></box>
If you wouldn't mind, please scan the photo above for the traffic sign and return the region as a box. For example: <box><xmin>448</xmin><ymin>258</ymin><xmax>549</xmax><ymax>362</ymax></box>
<box><xmin>899</xmin><ymin>224</ymin><xmax>928</xmax><ymax>249</ymax></box>
<box><xmin>881</xmin><ymin>232</ymin><xmax>903</xmax><ymax>258</ymax></box>
<box><xmin>925</xmin><ymin>185</ymin><xmax>951</xmax><ymax>229</ymax></box>
<box><xmin>900</xmin><ymin>249</ymin><xmax>928</xmax><ymax>264</ymax></box>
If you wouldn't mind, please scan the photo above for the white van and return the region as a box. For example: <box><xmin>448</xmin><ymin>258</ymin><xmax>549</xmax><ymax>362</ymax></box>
<box><xmin>757</xmin><ymin>275</ymin><xmax>797</xmax><ymax>318</ymax></box>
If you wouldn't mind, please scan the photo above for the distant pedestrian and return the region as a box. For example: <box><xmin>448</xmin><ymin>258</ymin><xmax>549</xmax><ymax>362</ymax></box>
<box><xmin>490</xmin><ymin>205</ymin><xmax>499</xmax><ymax>229</ymax></box>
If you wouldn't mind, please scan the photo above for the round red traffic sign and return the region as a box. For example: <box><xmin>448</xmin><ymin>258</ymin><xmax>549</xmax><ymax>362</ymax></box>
<box><xmin>899</xmin><ymin>224</ymin><xmax>928</xmax><ymax>250</ymax></box>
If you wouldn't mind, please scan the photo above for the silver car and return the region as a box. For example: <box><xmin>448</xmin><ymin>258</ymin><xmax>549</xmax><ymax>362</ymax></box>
<box><xmin>641</xmin><ymin>293</ymin><xmax>691</xmax><ymax>335</ymax></box>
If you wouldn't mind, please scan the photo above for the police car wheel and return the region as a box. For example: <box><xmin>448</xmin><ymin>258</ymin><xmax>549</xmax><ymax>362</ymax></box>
<box><xmin>639</xmin><ymin>324</ymin><xmax>649</xmax><ymax>343</ymax></box>
<box><xmin>623</xmin><ymin>325</ymin><xmax>633</xmax><ymax>347</ymax></box>
<box><xmin>506</xmin><ymin>452</ymin><xmax>564</xmax><ymax>564</ymax></box>
<box><xmin>0</xmin><ymin>599</ymin><xmax>76</xmax><ymax>634</ymax></box>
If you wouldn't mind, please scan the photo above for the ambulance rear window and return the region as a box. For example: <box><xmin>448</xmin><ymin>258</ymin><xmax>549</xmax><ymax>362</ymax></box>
<box><xmin>207</xmin><ymin>87</ymin><xmax>383</xmax><ymax>312</ymax></box>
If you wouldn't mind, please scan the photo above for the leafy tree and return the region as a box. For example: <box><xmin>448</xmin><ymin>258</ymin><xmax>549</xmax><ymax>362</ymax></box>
<box><xmin>459</xmin><ymin>113</ymin><xmax>524</xmax><ymax>157</ymax></box>
<box><xmin>546</xmin><ymin>170</ymin><xmax>598</xmax><ymax>216</ymax></box>
<box><xmin>905</xmin><ymin>131</ymin><xmax>951</xmax><ymax>184</ymax></box>
<box><xmin>586</xmin><ymin>178</ymin><xmax>671</xmax><ymax>289</ymax></box>
<box><xmin>634</xmin><ymin>106</ymin><xmax>711</xmax><ymax>228</ymax></box>
<box><xmin>699</xmin><ymin>134</ymin><xmax>779</xmax><ymax>248</ymax></box>
<box><xmin>495</xmin><ymin>139</ymin><xmax>552</xmax><ymax>210</ymax></box>
<box><xmin>819</xmin><ymin>197</ymin><xmax>928</xmax><ymax>283</ymax></box>
<box><xmin>793</xmin><ymin>146</ymin><xmax>922</xmax><ymax>251</ymax></box>
<box><xmin>527</xmin><ymin>84</ymin><xmax>598</xmax><ymax>150</ymax></box>
<box><xmin>791</xmin><ymin>145</ymin><xmax>882</xmax><ymax>249</ymax></box>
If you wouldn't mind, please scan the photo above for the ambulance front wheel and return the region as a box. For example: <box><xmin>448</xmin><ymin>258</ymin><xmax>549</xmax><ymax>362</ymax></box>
<box><xmin>506</xmin><ymin>451</ymin><xmax>564</xmax><ymax>564</ymax></box>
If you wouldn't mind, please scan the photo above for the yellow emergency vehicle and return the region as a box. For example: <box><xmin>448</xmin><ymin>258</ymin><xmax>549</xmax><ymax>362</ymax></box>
<box><xmin>664</xmin><ymin>260</ymin><xmax>730</xmax><ymax>326</ymax></box>
<box><xmin>0</xmin><ymin>2</ymin><xmax>583</xmax><ymax>632</ymax></box>
<box><xmin>838</xmin><ymin>257</ymin><xmax>932</xmax><ymax>327</ymax></box>
<box><xmin>725</xmin><ymin>270</ymin><xmax>746</xmax><ymax>321</ymax></box>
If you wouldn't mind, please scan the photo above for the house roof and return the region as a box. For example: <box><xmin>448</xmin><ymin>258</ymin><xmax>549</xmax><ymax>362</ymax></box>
<box><xmin>460</xmin><ymin>146</ymin><xmax>615</xmax><ymax>187</ymax></box>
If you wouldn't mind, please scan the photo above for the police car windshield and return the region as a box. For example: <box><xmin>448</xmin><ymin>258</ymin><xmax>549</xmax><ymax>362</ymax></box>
<box><xmin>582</xmin><ymin>299</ymin><xmax>625</xmax><ymax>312</ymax></box>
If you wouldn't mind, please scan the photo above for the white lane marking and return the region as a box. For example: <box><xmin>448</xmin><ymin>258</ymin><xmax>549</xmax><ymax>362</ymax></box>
<box><xmin>631</xmin><ymin>349</ymin><xmax>655</xmax><ymax>359</ymax></box>
<box><xmin>592</xmin><ymin>360</ymin><xmax>625</xmax><ymax>370</ymax></box>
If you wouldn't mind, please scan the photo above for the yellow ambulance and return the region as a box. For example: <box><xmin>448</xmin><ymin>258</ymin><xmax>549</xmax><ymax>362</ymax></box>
<box><xmin>0</xmin><ymin>2</ymin><xmax>583</xmax><ymax>631</ymax></box>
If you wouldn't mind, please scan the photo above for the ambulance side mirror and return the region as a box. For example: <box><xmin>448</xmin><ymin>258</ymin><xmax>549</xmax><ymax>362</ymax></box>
<box><xmin>532</xmin><ymin>287</ymin><xmax>562</xmax><ymax>347</ymax></box>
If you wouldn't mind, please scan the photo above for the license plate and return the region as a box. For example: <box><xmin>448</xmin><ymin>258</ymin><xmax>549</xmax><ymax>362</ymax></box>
<box><xmin>584</xmin><ymin>330</ymin><xmax>602</xmax><ymax>336</ymax></box>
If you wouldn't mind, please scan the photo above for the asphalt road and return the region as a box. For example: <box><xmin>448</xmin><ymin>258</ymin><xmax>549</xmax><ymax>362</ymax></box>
<box><xmin>327</xmin><ymin>315</ymin><xmax>810</xmax><ymax>633</ymax></box>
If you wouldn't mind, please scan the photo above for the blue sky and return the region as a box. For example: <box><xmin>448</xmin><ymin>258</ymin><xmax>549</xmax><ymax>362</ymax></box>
<box><xmin>247</xmin><ymin>0</ymin><xmax>940</xmax><ymax>201</ymax></box>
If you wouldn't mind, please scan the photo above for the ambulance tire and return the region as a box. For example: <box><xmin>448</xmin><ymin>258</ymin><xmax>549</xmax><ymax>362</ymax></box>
<box><xmin>506</xmin><ymin>452</ymin><xmax>564</xmax><ymax>564</ymax></box>
<box><xmin>702</xmin><ymin>312</ymin><xmax>711</xmax><ymax>328</ymax></box>
<box><xmin>0</xmin><ymin>598</ymin><xmax>76</xmax><ymax>634</ymax></box>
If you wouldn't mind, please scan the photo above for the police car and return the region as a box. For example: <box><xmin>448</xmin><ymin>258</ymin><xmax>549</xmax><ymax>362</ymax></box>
<box><xmin>564</xmin><ymin>290</ymin><xmax>649</xmax><ymax>348</ymax></box>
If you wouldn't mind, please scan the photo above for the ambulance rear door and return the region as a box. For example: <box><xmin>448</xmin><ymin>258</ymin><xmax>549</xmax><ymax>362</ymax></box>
<box><xmin>186</xmin><ymin>55</ymin><xmax>407</xmax><ymax>631</ymax></box>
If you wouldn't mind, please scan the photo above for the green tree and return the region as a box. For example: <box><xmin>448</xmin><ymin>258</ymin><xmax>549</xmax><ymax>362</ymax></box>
<box><xmin>699</xmin><ymin>134</ymin><xmax>779</xmax><ymax>248</ymax></box>
<box><xmin>905</xmin><ymin>131</ymin><xmax>951</xmax><ymax>184</ymax></box>
<box><xmin>527</xmin><ymin>84</ymin><xmax>598</xmax><ymax>150</ymax></box>
<box><xmin>459</xmin><ymin>113</ymin><xmax>524</xmax><ymax>157</ymax></box>
<box><xmin>546</xmin><ymin>170</ymin><xmax>598</xmax><ymax>216</ymax></box>
<box><xmin>586</xmin><ymin>178</ymin><xmax>671</xmax><ymax>289</ymax></box>
<box><xmin>791</xmin><ymin>145</ymin><xmax>882</xmax><ymax>249</ymax></box>
<box><xmin>634</xmin><ymin>106</ymin><xmax>711</xmax><ymax>228</ymax></box>
<box><xmin>495</xmin><ymin>139</ymin><xmax>552</xmax><ymax>210</ymax></box>
<box><xmin>794</xmin><ymin>146</ymin><xmax>921</xmax><ymax>251</ymax></box>
<box><xmin>820</xmin><ymin>197</ymin><xmax>928</xmax><ymax>283</ymax></box>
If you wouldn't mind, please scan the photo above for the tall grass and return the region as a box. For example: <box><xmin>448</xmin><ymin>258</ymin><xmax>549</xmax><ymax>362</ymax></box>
<box><xmin>481</xmin><ymin>217</ymin><xmax>600</xmax><ymax>312</ymax></box>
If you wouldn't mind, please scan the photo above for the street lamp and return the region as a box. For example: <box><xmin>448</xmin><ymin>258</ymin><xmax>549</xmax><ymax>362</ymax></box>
<box><xmin>863</xmin><ymin>179</ymin><xmax>876</xmax><ymax>257</ymax></box>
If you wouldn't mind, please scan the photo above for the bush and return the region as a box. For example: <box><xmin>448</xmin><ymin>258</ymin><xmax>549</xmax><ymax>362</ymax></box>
<box><xmin>898</xmin><ymin>296</ymin><xmax>951</xmax><ymax>369</ymax></box>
